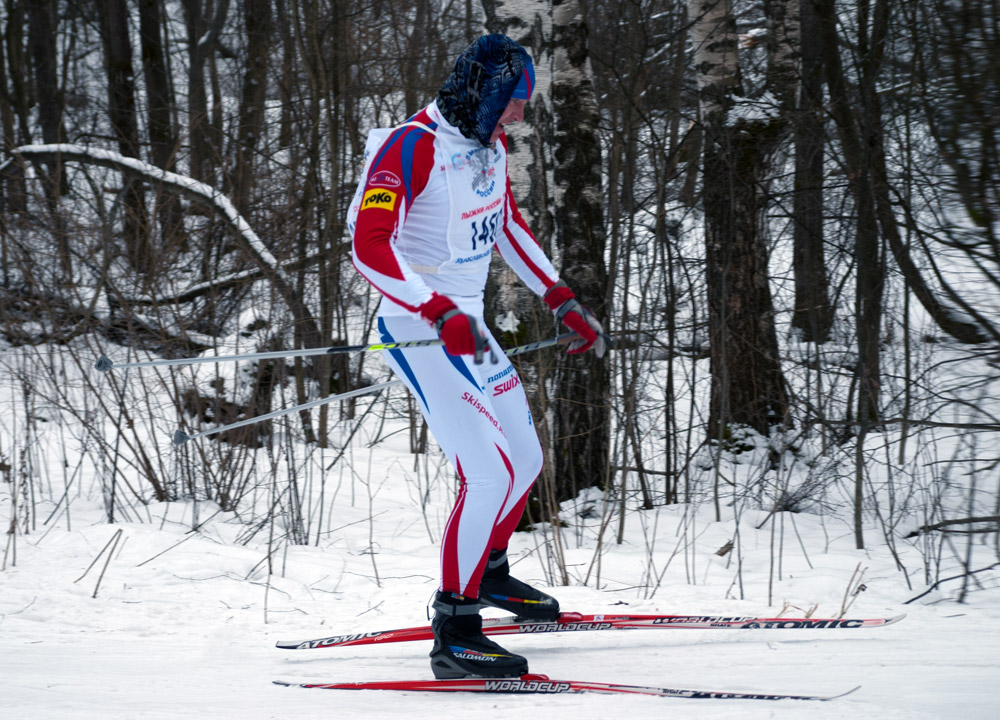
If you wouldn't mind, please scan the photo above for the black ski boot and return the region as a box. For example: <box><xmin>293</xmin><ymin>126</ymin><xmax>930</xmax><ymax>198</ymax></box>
<box><xmin>429</xmin><ymin>592</ymin><xmax>529</xmax><ymax>679</ymax></box>
<box><xmin>479</xmin><ymin>549</ymin><xmax>561</xmax><ymax>621</ymax></box>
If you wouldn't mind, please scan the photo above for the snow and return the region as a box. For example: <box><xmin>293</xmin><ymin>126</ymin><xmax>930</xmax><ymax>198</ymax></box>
<box><xmin>727</xmin><ymin>92</ymin><xmax>781</xmax><ymax>125</ymax></box>
<box><xmin>2</xmin><ymin>203</ymin><xmax>999</xmax><ymax>717</ymax></box>
<box><xmin>2</xmin><ymin>402</ymin><xmax>999</xmax><ymax>719</ymax></box>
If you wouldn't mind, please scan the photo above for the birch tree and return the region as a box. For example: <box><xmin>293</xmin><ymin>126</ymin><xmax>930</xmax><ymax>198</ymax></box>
<box><xmin>482</xmin><ymin>0</ymin><xmax>554</xmax><ymax>346</ymax></box>
<box><xmin>689</xmin><ymin>0</ymin><xmax>790</xmax><ymax>439</ymax></box>
<box><xmin>550</xmin><ymin>0</ymin><xmax>611</xmax><ymax>502</ymax></box>
<box><xmin>482</xmin><ymin>1</ymin><xmax>611</xmax><ymax>506</ymax></box>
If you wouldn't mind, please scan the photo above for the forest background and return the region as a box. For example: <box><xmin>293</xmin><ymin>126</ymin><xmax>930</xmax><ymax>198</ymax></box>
<box><xmin>1</xmin><ymin>1</ymin><xmax>999</xmax><ymax>705</ymax></box>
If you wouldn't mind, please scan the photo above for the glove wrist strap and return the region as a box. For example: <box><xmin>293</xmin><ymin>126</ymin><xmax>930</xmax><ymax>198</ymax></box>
<box><xmin>543</xmin><ymin>280</ymin><xmax>575</xmax><ymax>312</ymax></box>
<box><xmin>553</xmin><ymin>297</ymin><xmax>581</xmax><ymax>323</ymax></box>
<box><xmin>433</xmin><ymin>308</ymin><xmax>463</xmax><ymax>332</ymax></box>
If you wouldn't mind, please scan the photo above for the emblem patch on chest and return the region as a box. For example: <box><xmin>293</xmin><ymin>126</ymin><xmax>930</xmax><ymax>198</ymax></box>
<box><xmin>368</xmin><ymin>170</ymin><xmax>401</xmax><ymax>188</ymax></box>
<box><xmin>362</xmin><ymin>188</ymin><xmax>397</xmax><ymax>211</ymax></box>
<box><xmin>466</xmin><ymin>147</ymin><xmax>501</xmax><ymax>197</ymax></box>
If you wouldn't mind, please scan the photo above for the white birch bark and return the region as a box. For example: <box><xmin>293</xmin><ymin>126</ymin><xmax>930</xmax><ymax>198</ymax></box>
<box><xmin>767</xmin><ymin>0</ymin><xmax>801</xmax><ymax>109</ymax></box>
<box><xmin>483</xmin><ymin>0</ymin><xmax>551</xmax><ymax>211</ymax></box>
<box><xmin>551</xmin><ymin>0</ymin><xmax>588</xmax><ymax>215</ymax></box>
<box><xmin>482</xmin><ymin>0</ymin><xmax>553</xmax><ymax>333</ymax></box>
<box><xmin>551</xmin><ymin>0</ymin><xmax>603</xmax><ymax>281</ymax></box>
<box><xmin>687</xmin><ymin>0</ymin><xmax>740</xmax><ymax>122</ymax></box>
<box><xmin>550</xmin><ymin>0</ymin><xmax>609</xmax><ymax>508</ymax></box>
<box><xmin>690</xmin><ymin>0</ymin><xmax>792</xmax><ymax>437</ymax></box>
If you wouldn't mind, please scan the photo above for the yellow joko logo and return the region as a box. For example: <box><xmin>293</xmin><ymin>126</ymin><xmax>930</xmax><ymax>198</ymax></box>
<box><xmin>362</xmin><ymin>188</ymin><xmax>397</xmax><ymax>211</ymax></box>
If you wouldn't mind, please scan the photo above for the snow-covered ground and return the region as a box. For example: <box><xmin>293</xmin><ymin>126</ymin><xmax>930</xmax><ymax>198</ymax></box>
<box><xmin>2</xmin><ymin>424</ymin><xmax>999</xmax><ymax>719</ymax></box>
<box><xmin>1</xmin><ymin>327</ymin><xmax>998</xmax><ymax>719</ymax></box>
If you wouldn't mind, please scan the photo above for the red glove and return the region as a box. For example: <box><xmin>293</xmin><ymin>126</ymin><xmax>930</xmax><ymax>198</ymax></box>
<box><xmin>419</xmin><ymin>294</ymin><xmax>488</xmax><ymax>364</ymax></box>
<box><xmin>544</xmin><ymin>281</ymin><xmax>607</xmax><ymax>357</ymax></box>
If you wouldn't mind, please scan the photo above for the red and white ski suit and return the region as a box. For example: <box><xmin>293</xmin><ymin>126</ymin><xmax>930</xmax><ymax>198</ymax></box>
<box><xmin>350</xmin><ymin>101</ymin><xmax>559</xmax><ymax>598</ymax></box>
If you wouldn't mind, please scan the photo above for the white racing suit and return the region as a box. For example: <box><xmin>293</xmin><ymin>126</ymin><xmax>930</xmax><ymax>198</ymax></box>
<box><xmin>349</xmin><ymin>101</ymin><xmax>559</xmax><ymax>597</ymax></box>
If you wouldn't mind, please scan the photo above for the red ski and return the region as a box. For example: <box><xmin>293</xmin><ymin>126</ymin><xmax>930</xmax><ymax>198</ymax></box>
<box><xmin>273</xmin><ymin>673</ymin><xmax>860</xmax><ymax>701</ymax></box>
<box><xmin>275</xmin><ymin>611</ymin><xmax>905</xmax><ymax>650</ymax></box>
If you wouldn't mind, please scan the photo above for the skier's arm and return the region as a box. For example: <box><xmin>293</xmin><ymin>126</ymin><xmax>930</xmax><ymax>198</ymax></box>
<box><xmin>494</xmin><ymin>171</ymin><xmax>560</xmax><ymax>296</ymax></box>
<box><xmin>351</xmin><ymin>124</ymin><xmax>487</xmax><ymax>359</ymax></box>
<box><xmin>351</xmin><ymin>125</ymin><xmax>439</xmax><ymax>314</ymax></box>
<box><xmin>494</xmin><ymin>153</ymin><xmax>607</xmax><ymax>356</ymax></box>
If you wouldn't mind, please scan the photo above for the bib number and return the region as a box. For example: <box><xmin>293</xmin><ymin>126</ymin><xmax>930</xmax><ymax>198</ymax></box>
<box><xmin>470</xmin><ymin>210</ymin><xmax>502</xmax><ymax>251</ymax></box>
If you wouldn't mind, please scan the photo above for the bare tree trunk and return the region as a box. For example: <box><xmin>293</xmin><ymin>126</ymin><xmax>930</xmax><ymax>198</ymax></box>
<box><xmin>703</xmin><ymin>121</ymin><xmax>790</xmax><ymax>438</ymax></box>
<box><xmin>25</xmin><ymin>0</ymin><xmax>64</xmax><ymax>153</ymax></box>
<box><xmin>766</xmin><ymin>0</ymin><xmax>834</xmax><ymax>343</ymax></box>
<box><xmin>766</xmin><ymin>0</ymin><xmax>800</xmax><ymax>107</ymax></box>
<box><xmin>690</xmin><ymin>0</ymin><xmax>790</xmax><ymax>439</ymax></box>
<box><xmin>274</xmin><ymin>0</ymin><xmax>294</xmax><ymax>148</ymax></box>
<box><xmin>816</xmin><ymin>0</ymin><xmax>886</xmax><ymax>550</ymax></box>
<box><xmin>0</xmin><ymin>4</ymin><xmax>27</xmax><ymax>215</ymax></box>
<box><xmin>138</xmin><ymin>0</ymin><xmax>177</xmax><ymax>173</ymax></box>
<box><xmin>4</xmin><ymin>2</ymin><xmax>28</xmax><ymax>144</ymax></box>
<box><xmin>26</xmin><ymin>0</ymin><xmax>70</xmax><ymax>274</ymax></box>
<box><xmin>138</xmin><ymin>0</ymin><xmax>184</xmax><ymax>248</ymax></box>
<box><xmin>401</xmin><ymin>0</ymin><xmax>429</xmax><ymax>118</ymax></box>
<box><xmin>791</xmin><ymin>0</ymin><xmax>833</xmax><ymax>342</ymax></box>
<box><xmin>550</xmin><ymin>0</ymin><xmax>611</xmax><ymax>502</ymax></box>
<box><xmin>98</xmin><ymin>0</ymin><xmax>152</xmax><ymax>276</ymax></box>
<box><xmin>688</xmin><ymin>0</ymin><xmax>741</xmax><ymax>120</ymax></box>
<box><xmin>182</xmin><ymin>0</ymin><xmax>229</xmax><ymax>183</ymax></box>
<box><xmin>816</xmin><ymin>0</ymin><xmax>884</xmax><ymax>415</ymax></box>
<box><xmin>232</xmin><ymin>0</ymin><xmax>271</xmax><ymax>215</ymax></box>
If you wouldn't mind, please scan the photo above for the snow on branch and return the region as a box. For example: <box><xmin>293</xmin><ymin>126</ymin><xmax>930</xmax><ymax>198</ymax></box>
<box><xmin>7</xmin><ymin>144</ymin><xmax>284</xmax><ymax>275</ymax></box>
<box><xmin>5</xmin><ymin>143</ymin><xmax>329</xmax><ymax>349</ymax></box>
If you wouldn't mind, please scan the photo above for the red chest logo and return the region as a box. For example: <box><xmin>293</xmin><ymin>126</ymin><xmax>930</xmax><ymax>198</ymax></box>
<box><xmin>368</xmin><ymin>171</ymin><xmax>402</xmax><ymax>188</ymax></box>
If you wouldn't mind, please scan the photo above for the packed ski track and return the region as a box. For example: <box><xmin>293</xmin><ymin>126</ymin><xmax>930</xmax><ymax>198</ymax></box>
<box><xmin>2</xmin><ymin>338</ymin><xmax>999</xmax><ymax>719</ymax></box>
<box><xmin>2</xmin><ymin>458</ymin><xmax>999</xmax><ymax>720</ymax></box>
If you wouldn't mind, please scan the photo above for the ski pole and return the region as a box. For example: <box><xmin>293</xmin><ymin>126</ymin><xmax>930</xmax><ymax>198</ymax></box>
<box><xmin>94</xmin><ymin>338</ymin><xmax>448</xmax><ymax>373</ymax></box>
<box><xmin>171</xmin><ymin>332</ymin><xmax>577</xmax><ymax>446</ymax></box>
<box><xmin>172</xmin><ymin>379</ymin><xmax>401</xmax><ymax>446</ymax></box>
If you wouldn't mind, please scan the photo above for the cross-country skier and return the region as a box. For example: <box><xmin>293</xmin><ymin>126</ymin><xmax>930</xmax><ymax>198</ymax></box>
<box><xmin>349</xmin><ymin>34</ymin><xmax>607</xmax><ymax>679</ymax></box>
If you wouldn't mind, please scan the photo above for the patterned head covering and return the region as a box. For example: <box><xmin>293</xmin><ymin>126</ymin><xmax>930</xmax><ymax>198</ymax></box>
<box><xmin>436</xmin><ymin>34</ymin><xmax>534</xmax><ymax>147</ymax></box>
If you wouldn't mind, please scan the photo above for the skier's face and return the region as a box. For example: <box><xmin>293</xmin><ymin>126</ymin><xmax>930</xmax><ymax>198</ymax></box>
<box><xmin>490</xmin><ymin>98</ymin><xmax>527</xmax><ymax>142</ymax></box>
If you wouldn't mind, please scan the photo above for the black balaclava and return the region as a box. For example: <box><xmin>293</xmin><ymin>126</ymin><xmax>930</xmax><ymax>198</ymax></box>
<box><xmin>435</xmin><ymin>34</ymin><xmax>535</xmax><ymax>147</ymax></box>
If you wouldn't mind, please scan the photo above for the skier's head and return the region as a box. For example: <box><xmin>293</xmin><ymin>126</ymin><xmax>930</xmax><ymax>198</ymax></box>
<box><xmin>436</xmin><ymin>34</ymin><xmax>534</xmax><ymax>147</ymax></box>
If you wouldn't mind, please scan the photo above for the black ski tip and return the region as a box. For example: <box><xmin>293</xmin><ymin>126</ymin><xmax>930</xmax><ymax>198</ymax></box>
<box><xmin>94</xmin><ymin>356</ymin><xmax>114</xmax><ymax>373</ymax></box>
<box><xmin>827</xmin><ymin>685</ymin><xmax>862</xmax><ymax>701</ymax></box>
<box><xmin>172</xmin><ymin>429</ymin><xmax>191</xmax><ymax>446</ymax></box>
